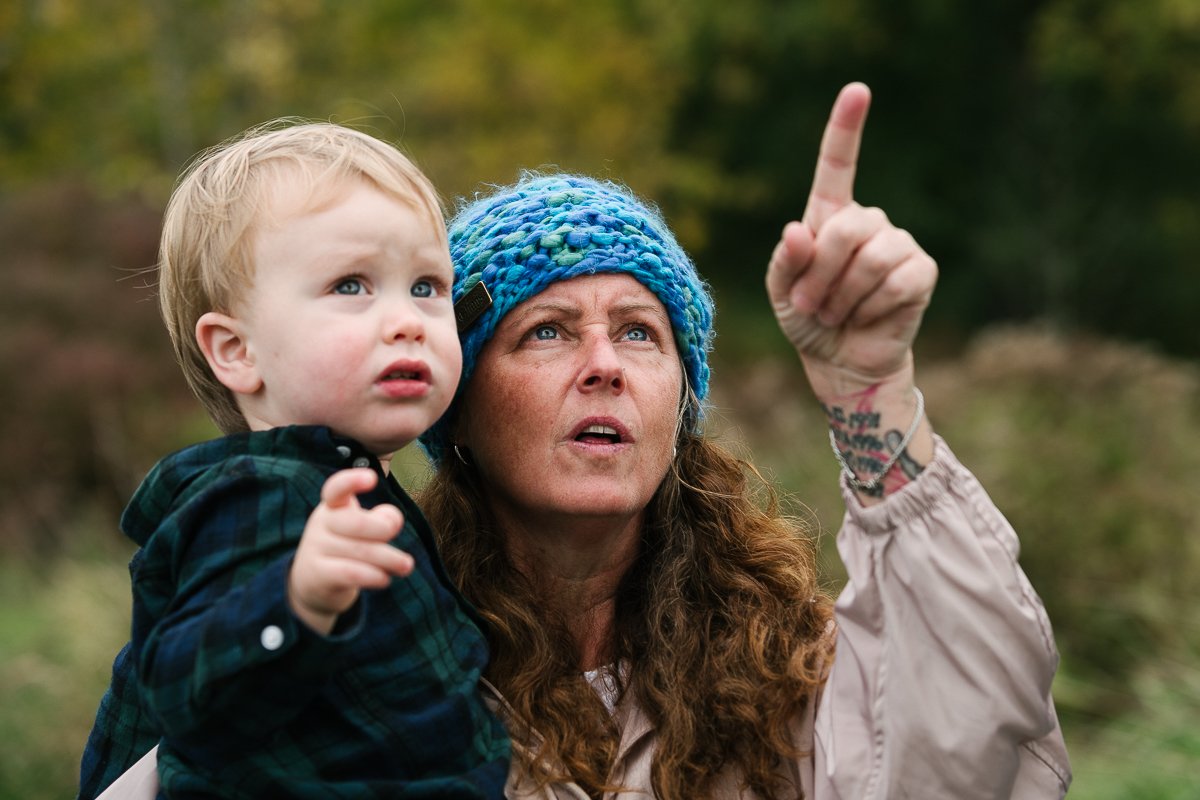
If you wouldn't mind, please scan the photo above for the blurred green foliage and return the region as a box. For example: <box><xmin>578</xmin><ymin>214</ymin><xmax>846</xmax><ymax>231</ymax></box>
<box><xmin>3</xmin><ymin>0</ymin><xmax>1198</xmax><ymax>350</ymax></box>
<box><xmin>1</xmin><ymin>0</ymin><xmax>1198</xmax><ymax>795</ymax></box>
<box><xmin>4</xmin><ymin>335</ymin><xmax>1200</xmax><ymax>797</ymax></box>
<box><xmin>714</xmin><ymin>327</ymin><xmax>1200</xmax><ymax>797</ymax></box>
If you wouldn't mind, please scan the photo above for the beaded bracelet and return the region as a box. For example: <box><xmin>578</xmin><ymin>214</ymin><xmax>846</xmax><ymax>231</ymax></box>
<box><xmin>827</xmin><ymin>387</ymin><xmax>925</xmax><ymax>493</ymax></box>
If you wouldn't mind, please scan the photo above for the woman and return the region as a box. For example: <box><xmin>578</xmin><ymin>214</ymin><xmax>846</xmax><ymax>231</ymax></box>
<box><xmin>418</xmin><ymin>83</ymin><xmax>1070</xmax><ymax>798</ymax></box>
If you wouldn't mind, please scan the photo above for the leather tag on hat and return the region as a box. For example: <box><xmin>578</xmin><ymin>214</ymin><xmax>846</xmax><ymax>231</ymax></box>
<box><xmin>454</xmin><ymin>281</ymin><xmax>493</xmax><ymax>332</ymax></box>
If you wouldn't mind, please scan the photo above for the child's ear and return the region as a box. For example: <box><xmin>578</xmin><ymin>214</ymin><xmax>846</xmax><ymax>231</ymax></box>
<box><xmin>196</xmin><ymin>311</ymin><xmax>262</xmax><ymax>395</ymax></box>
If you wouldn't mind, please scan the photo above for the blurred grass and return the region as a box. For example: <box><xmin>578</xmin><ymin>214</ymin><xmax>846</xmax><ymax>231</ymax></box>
<box><xmin>3</xmin><ymin>324</ymin><xmax>1199</xmax><ymax>797</ymax></box>
<box><xmin>1062</xmin><ymin>659</ymin><xmax>1200</xmax><ymax>798</ymax></box>
<box><xmin>0</xmin><ymin>541</ymin><xmax>134</xmax><ymax>797</ymax></box>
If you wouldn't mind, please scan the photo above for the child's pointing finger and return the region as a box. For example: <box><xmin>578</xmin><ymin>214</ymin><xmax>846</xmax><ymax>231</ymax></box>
<box><xmin>320</xmin><ymin>467</ymin><xmax>378</xmax><ymax>509</ymax></box>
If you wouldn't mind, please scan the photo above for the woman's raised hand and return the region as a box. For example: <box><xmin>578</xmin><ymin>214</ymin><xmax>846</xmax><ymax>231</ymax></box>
<box><xmin>766</xmin><ymin>83</ymin><xmax>937</xmax><ymax>401</ymax></box>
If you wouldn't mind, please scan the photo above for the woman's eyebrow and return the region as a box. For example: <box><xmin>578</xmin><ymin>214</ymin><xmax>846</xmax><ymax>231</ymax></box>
<box><xmin>507</xmin><ymin>301</ymin><xmax>581</xmax><ymax>325</ymax></box>
<box><xmin>613</xmin><ymin>302</ymin><xmax>669</xmax><ymax>320</ymax></box>
<box><xmin>504</xmin><ymin>299</ymin><xmax>669</xmax><ymax>329</ymax></box>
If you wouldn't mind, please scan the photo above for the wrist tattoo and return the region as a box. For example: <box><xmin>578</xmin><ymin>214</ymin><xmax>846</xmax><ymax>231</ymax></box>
<box><xmin>885</xmin><ymin>428</ymin><xmax>925</xmax><ymax>483</ymax></box>
<box><xmin>823</xmin><ymin>385</ymin><xmax>925</xmax><ymax>495</ymax></box>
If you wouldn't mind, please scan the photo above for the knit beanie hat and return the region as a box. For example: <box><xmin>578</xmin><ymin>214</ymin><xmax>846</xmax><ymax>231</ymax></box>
<box><xmin>420</xmin><ymin>173</ymin><xmax>715</xmax><ymax>465</ymax></box>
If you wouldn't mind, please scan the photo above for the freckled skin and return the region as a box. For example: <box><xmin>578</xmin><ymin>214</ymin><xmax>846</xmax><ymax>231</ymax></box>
<box><xmin>458</xmin><ymin>273</ymin><xmax>683</xmax><ymax>536</ymax></box>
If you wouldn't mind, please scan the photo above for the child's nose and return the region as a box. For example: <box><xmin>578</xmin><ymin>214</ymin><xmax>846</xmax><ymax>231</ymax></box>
<box><xmin>383</xmin><ymin>302</ymin><xmax>425</xmax><ymax>342</ymax></box>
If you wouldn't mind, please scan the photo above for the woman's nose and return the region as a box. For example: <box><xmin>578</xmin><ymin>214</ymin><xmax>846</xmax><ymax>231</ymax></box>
<box><xmin>577</xmin><ymin>335</ymin><xmax>624</xmax><ymax>392</ymax></box>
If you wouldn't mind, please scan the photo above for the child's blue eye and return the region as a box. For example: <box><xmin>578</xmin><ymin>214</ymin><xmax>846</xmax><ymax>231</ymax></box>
<box><xmin>412</xmin><ymin>279</ymin><xmax>435</xmax><ymax>298</ymax></box>
<box><xmin>334</xmin><ymin>278</ymin><xmax>365</xmax><ymax>295</ymax></box>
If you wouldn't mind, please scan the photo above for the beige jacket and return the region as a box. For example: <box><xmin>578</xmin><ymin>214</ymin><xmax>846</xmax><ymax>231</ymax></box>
<box><xmin>99</xmin><ymin>437</ymin><xmax>1071</xmax><ymax>799</ymax></box>
<box><xmin>494</xmin><ymin>437</ymin><xmax>1071</xmax><ymax>799</ymax></box>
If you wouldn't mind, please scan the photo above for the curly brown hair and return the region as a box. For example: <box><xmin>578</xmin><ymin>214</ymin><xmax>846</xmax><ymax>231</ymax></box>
<box><xmin>419</xmin><ymin>431</ymin><xmax>835</xmax><ymax>799</ymax></box>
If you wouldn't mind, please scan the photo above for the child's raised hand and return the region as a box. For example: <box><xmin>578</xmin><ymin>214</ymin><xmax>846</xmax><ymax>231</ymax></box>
<box><xmin>288</xmin><ymin>468</ymin><xmax>414</xmax><ymax>635</ymax></box>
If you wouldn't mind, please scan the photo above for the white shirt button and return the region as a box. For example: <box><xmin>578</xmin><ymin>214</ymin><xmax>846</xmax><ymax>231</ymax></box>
<box><xmin>336</xmin><ymin>445</ymin><xmax>352</xmax><ymax>459</ymax></box>
<box><xmin>260</xmin><ymin>625</ymin><xmax>285</xmax><ymax>651</ymax></box>
<box><xmin>352</xmin><ymin>457</ymin><xmax>371</xmax><ymax>469</ymax></box>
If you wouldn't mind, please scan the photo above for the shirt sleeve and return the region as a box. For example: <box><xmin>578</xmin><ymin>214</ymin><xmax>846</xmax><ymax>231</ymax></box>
<box><xmin>812</xmin><ymin>435</ymin><xmax>1072</xmax><ymax>799</ymax></box>
<box><xmin>131</xmin><ymin>470</ymin><xmax>360</xmax><ymax>749</ymax></box>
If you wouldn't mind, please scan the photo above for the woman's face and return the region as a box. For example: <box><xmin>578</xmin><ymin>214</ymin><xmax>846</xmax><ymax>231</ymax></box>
<box><xmin>458</xmin><ymin>273</ymin><xmax>683</xmax><ymax>532</ymax></box>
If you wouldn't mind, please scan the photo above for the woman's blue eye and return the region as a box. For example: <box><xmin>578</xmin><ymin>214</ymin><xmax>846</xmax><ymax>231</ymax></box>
<box><xmin>412</xmin><ymin>279</ymin><xmax>435</xmax><ymax>298</ymax></box>
<box><xmin>334</xmin><ymin>278</ymin><xmax>365</xmax><ymax>295</ymax></box>
<box><xmin>533</xmin><ymin>325</ymin><xmax>558</xmax><ymax>340</ymax></box>
<box><xmin>625</xmin><ymin>326</ymin><xmax>649</xmax><ymax>342</ymax></box>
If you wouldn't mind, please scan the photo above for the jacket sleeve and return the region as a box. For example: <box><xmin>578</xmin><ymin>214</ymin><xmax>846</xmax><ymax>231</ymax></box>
<box><xmin>132</xmin><ymin>472</ymin><xmax>363</xmax><ymax>748</ymax></box>
<box><xmin>812</xmin><ymin>435</ymin><xmax>1072</xmax><ymax>799</ymax></box>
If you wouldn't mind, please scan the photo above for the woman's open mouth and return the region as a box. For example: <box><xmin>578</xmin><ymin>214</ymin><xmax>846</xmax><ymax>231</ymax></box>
<box><xmin>575</xmin><ymin>424</ymin><xmax>622</xmax><ymax>444</ymax></box>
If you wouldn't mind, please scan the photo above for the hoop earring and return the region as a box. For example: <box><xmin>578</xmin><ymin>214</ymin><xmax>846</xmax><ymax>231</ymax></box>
<box><xmin>453</xmin><ymin>444</ymin><xmax>471</xmax><ymax>467</ymax></box>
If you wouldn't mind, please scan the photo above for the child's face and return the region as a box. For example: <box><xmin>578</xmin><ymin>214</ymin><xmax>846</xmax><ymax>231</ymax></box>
<box><xmin>235</xmin><ymin>178</ymin><xmax>462</xmax><ymax>456</ymax></box>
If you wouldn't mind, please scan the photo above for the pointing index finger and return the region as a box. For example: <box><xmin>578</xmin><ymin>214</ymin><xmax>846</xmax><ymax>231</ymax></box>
<box><xmin>803</xmin><ymin>82</ymin><xmax>872</xmax><ymax>231</ymax></box>
<box><xmin>320</xmin><ymin>467</ymin><xmax>378</xmax><ymax>509</ymax></box>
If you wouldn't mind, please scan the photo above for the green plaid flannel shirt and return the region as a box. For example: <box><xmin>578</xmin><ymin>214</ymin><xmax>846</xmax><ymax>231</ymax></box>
<box><xmin>78</xmin><ymin>426</ymin><xmax>509</xmax><ymax>798</ymax></box>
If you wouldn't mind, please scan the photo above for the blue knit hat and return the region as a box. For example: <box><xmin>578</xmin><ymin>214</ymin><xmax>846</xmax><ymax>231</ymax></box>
<box><xmin>420</xmin><ymin>173</ymin><xmax>715</xmax><ymax>465</ymax></box>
